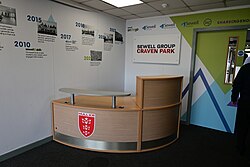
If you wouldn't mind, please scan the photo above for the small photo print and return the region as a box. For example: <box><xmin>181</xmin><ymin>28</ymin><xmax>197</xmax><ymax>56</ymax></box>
<box><xmin>38</xmin><ymin>20</ymin><xmax>57</xmax><ymax>36</ymax></box>
<box><xmin>82</xmin><ymin>29</ymin><xmax>95</xmax><ymax>37</ymax></box>
<box><xmin>90</xmin><ymin>50</ymin><xmax>102</xmax><ymax>61</ymax></box>
<box><xmin>115</xmin><ymin>31</ymin><xmax>123</xmax><ymax>43</ymax></box>
<box><xmin>0</xmin><ymin>5</ymin><xmax>17</xmax><ymax>26</ymax></box>
<box><xmin>104</xmin><ymin>33</ymin><xmax>113</xmax><ymax>44</ymax></box>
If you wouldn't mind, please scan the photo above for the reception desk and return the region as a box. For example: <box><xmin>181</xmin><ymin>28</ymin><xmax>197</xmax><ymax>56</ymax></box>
<box><xmin>52</xmin><ymin>75</ymin><xmax>183</xmax><ymax>153</ymax></box>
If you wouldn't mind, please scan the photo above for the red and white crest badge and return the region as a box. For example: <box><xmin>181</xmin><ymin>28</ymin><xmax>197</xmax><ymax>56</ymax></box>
<box><xmin>78</xmin><ymin>112</ymin><xmax>96</xmax><ymax>138</ymax></box>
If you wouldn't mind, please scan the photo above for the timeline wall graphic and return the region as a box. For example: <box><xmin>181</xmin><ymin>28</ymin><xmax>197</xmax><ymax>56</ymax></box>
<box><xmin>0</xmin><ymin>0</ymin><xmax>126</xmax><ymax>157</ymax></box>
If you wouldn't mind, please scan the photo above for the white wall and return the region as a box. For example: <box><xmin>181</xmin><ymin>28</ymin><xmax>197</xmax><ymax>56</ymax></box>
<box><xmin>51</xmin><ymin>1</ymin><xmax>126</xmax><ymax>98</ymax></box>
<box><xmin>0</xmin><ymin>0</ymin><xmax>125</xmax><ymax>156</ymax></box>
<box><xmin>125</xmin><ymin>16</ymin><xmax>192</xmax><ymax>115</ymax></box>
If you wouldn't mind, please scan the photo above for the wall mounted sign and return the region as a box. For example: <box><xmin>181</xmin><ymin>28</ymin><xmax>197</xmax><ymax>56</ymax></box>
<box><xmin>133</xmin><ymin>34</ymin><xmax>181</xmax><ymax>64</ymax></box>
<box><xmin>237</xmin><ymin>50</ymin><xmax>244</xmax><ymax>57</ymax></box>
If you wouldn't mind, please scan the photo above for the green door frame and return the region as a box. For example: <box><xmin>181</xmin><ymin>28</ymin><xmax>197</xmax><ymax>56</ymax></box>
<box><xmin>186</xmin><ymin>25</ymin><xmax>250</xmax><ymax>125</ymax></box>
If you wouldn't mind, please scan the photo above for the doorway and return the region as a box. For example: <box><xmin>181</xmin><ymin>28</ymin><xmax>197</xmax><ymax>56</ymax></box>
<box><xmin>186</xmin><ymin>25</ymin><xmax>250</xmax><ymax>133</ymax></box>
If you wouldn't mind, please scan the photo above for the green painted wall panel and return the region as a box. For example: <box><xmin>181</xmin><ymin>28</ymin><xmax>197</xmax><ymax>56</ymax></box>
<box><xmin>170</xmin><ymin>8</ymin><xmax>249</xmax><ymax>132</ymax></box>
<box><xmin>171</xmin><ymin>8</ymin><xmax>249</xmax><ymax>93</ymax></box>
<box><xmin>171</xmin><ymin>8</ymin><xmax>250</xmax><ymax>47</ymax></box>
<box><xmin>197</xmin><ymin>30</ymin><xmax>247</xmax><ymax>93</ymax></box>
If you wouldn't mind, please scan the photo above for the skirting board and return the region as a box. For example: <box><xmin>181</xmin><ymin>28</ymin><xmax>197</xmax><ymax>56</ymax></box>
<box><xmin>0</xmin><ymin>136</ymin><xmax>53</xmax><ymax>163</ymax></box>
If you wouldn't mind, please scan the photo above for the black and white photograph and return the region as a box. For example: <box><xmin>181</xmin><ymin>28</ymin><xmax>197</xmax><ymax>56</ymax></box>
<box><xmin>0</xmin><ymin>41</ymin><xmax>3</xmax><ymax>51</ymax></box>
<box><xmin>38</xmin><ymin>20</ymin><xmax>57</xmax><ymax>36</ymax></box>
<box><xmin>104</xmin><ymin>33</ymin><xmax>113</xmax><ymax>44</ymax></box>
<box><xmin>82</xmin><ymin>29</ymin><xmax>94</xmax><ymax>37</ymax></box>
<box><xmin>90</xmin><ymin>50</ymin><xmax>102</xmax><ymax>61</ymax></box>
<box><xmin>104</xmin><ymin>33</ymin><xmax>113</xmax><ymax>51</ymax></box>
<box><xmin>115</xmin><ymin>31</ymin><xmax>123</xmax><ymax>43</ymax></box>
<box><xmin>0</xmin><ymin>5</ymin><xmax>17</xmax><ymax>26</ymax></box>
<box><xmin>82</xmin><ymin>28</ymin><xmax>95</xmax><ymax>45</ymax></box>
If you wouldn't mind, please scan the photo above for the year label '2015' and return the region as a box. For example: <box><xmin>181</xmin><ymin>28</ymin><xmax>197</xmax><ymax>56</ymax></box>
<box><xmin>27</xmin><ymin>15</ymin><xmax>42</xmax><ymax>23</ymax></box>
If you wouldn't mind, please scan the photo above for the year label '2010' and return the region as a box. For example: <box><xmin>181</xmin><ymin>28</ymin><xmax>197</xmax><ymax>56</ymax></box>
<box><xmin>14</xmin><ymin>41</ymin><xmax>31</xmax><ymax>48</ymax></box>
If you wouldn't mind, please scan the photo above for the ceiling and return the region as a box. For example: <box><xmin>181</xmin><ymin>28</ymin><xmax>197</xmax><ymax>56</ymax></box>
<box><xmin>54</xmin><ymin>0</ymin><xmax>250</xmax><ymax>20</ymax></box>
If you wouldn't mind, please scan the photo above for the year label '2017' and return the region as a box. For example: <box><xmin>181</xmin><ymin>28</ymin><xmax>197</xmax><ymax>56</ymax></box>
<box><xmin>60</xmin><ymin>34</ymin><xmax>71</xmax><ymax>40</ymax></box>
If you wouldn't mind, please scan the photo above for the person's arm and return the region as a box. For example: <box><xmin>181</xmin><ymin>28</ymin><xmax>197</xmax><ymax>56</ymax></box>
<box><xmin>231</xmin><ymin>67</ymin><xmax>243</xmax><ymax>103</ymax></box>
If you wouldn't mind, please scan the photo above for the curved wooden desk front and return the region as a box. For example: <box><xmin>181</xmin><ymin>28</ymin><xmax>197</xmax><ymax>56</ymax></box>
<box><xmin>52</xmin><ymin>75</ymin><xmax>182</xmax><ymax>153</ymax></box>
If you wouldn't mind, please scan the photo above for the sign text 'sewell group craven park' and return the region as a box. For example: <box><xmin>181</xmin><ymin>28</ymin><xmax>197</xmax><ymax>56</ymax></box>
<box><xmin>136</xmin><ymin>43</ymin><xmax>176</xmax><ymax>54</ymax></box>
<box><xmin>133</xmin><ymin>34</ymin><xmax>180</xmax><ymax>64</ymax></box>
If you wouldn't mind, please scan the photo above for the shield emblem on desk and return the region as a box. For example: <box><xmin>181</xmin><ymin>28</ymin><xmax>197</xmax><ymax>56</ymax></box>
<box><xmin>78</xmin><ymin>112</ymin><xmax>95</xmax><ymax>138</ymax></box>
